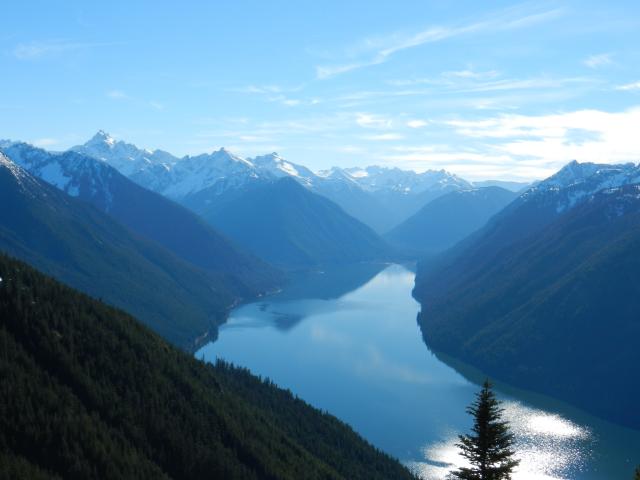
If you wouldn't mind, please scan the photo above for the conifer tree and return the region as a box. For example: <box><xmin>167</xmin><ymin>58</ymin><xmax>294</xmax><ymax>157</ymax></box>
<box><xmin>634</xmin><ymin>466</ymin><xmax>640</xmax><ymax>480</ymax></box>
<box><xmin>450</xmin><ymin>380</ymin><xmax>519</xmax><ymax>480</ymax></box>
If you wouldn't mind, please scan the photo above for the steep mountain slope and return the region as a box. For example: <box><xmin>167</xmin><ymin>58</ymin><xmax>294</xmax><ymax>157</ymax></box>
<box><xmin>1</xmin><ymin>142</ymin><xmax>281</xmax><ymax>294</ymax></box>
<box><xmin>414</xmin><ymin>161</ymin><xmax>640</xmax><ymax>427</ymax></box>
<box><xmin>0</xmin><ymin>154</ymin><xmax>240</xmax><ymax>348</ymax></box>
<box><xmin>417</xmin><ymin>161</ymin><xmax>640</xmax><ymax>295</ymax></box>
<box><xmin>386</xmin><ymin>187</ymin><xmax>517</xmax><ymax>254</ymax></box>
<box><xmin>0</xmin><ymin>253</ymin><xmax>416</xmax><ymax>480</ymax></box>
<box><xmin>201</xmin><ymin>177</ymin><xmax>394</xmax><ymax>268</ymax></box>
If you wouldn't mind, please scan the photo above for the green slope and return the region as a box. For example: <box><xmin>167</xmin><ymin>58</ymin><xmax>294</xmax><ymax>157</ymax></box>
<box><xmin>414</xmin><ymin>184</ymin><xmax>640</xmax><ymax>428</ymax></box>
<box><xmin>0</xmin><ymin>253</ymin><xmax>416</xmax><ymax>480</ymax></box>
<box><xmin>0</xmin><ymin>155</ymin><xmax>238</xmax><ymax>348</ymax></box>
<box><xmin>0</xmin><ymin>143</ymin><xmax>282</xmax><ymax>296</ymax></box>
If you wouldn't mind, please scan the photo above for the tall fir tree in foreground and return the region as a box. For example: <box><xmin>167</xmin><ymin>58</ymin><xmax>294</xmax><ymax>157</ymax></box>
<box><xmin>634</xmin><ymin>466</ymin><xmax>640</xmax><ymax>480</ymax></box>
<box><xmin>450</xmin><ymin>380</ymin><xmax>519</xmax><ymax>480</ymax></box>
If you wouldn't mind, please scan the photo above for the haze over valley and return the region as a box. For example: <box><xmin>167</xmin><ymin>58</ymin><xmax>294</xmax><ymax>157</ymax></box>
<box><xmin>2</xmin><ymin>2</ymin><xmax>640</xmax><ymax>479</ymax></box>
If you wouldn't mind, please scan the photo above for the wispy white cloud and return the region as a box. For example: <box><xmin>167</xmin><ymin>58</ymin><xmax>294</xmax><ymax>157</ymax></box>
<box><xmin>443</xmin><ymin>68</ymin><xmax>501</xmax><ymax>80</ymax></box>
<box><xmin>445</xmin><ymin>107</ymin><xmax>640</xmax><ymax>167</ymax></box>
<box><xmin>282</xmin><ymin>99</ymin><xmax>301</xmax><ymax>106</ymax></box>
<box><xmin>229</xmin><ymin>84</ymin><xmax>319</xmax><ymax>108</ymax></box>
<box><xmin>334</xmin><ymin>145</ymin><xmax>367</xmax><ymax>154</ymax></box>
<box><xmin>32</xmin><ymin>138</ymin><xmax>59</xmax><ymax>147</ymax></box>
<box><xmin>361</xmin><ymin>133</ymin><xmax>404</xmax><ymax>141</ymax></box>
<box><xmin>583</xmin><ymin>53</ymin><xmax>613</xmax><ymax>68</ymax></box>
<box><xmin>266</xmin><ymin>95</ymin><xmax>301</xmax><ymax>107</ymax></box>
<box><xmin>374</xmin><ymin>107</ymin><xmax>640</xmax><ymax>180</ymax></box>
<box><xmin>106</xmin><ymin>90</ymin><xmax>129</xmax><ymax>100</ymax></box>
<box><xmin>381</xmin><ymin>145</ymin><xmax>555</xmax><ymax>181</ymax></box>
<box><xmin>407</xmin><ymin>119</ymin><xmax>428</xmax><ymax>128</ymax></box>
<box><xmin>454</xmin><ymin>76</ymin><xmax>594</xmax><ymax>94</ymax></box>
<box><xmin>615</xmin><ymin>81</ymin><xmax>640</xmax><ymax>91</ymax></box>
<box><xmin>106</xmin><ymin>91</ymin><xmax>167</xmax><ymax>111</ymax></box>
<box><xmin>230</xmin><ymin>84</ymin><xmax>303</xmax><ymax>94</ymax></box>
<box><xmin>13</xmin><ymin>40</ymin><xmax>118</xmax><ymax>60</ymax></box>
<box><xmin>327</xmin><ymin>75</ymin><xmax>597</xmax><ymax>112</ymax></box>
<box><xmin>316</xmin><ymin>5</ymin><xmax>564</xmax><ymax>79</ymax></box>
<box><xmin>355</xmin><ymin>113</ymin><xmax>393</xmax><ymax>129</ymax></box>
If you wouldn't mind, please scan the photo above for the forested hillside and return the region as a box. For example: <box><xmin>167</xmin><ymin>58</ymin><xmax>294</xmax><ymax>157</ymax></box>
<box><xmin>0</xmin><ymin>253</ymin><xmax>416</xmax><ymax>479</ymax></box>
<box><xmin>414</xmin><ymin>184</ymin><xmax>640</xmax><ymax>428</ymax></box>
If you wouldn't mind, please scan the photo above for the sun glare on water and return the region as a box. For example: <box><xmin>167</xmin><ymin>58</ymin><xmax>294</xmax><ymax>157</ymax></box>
<box><xmin>409</xmin><ymin>400</ymin><xmax>591</xmax><ymax>480</ymax></box>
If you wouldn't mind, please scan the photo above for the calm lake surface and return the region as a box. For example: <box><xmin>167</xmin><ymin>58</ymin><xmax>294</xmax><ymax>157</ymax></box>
<box><xmin>197</xmin><ymin>264</ymin><xmax>640</xmax><ymax>479</ymax></box>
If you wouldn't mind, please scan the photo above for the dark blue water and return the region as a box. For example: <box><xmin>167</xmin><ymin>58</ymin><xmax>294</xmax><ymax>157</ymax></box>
<box><xmin>197</xmin><ymin>264</ymin><xmax>640</xmax><ymax>479</ymax></box>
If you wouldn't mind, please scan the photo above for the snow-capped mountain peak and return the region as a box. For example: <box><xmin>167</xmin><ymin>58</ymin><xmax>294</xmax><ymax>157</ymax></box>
<box><xmin>0</xmin><ymin>141</ymin><xmax>121</xmax><ymax>208</ymax></box>
<box><xmin>542</xmin><ymin>160</ymin><xmax>604</xmax><ymax>188</ymax></box>
<box><xmin>335</xmin><ymin>165</ymin><xmax>472</xmax><ymax>194</ymax></box>
<box><xmin>251</xmin><ymin>152</ymin><xmax>316</xmax><ymax>186</ymax></box>
<box><xmin>317</xmin><ymin>166</ymin><xmax>360</xmax><ymax>185</ymax></box>
<box><xmin>71</xmin><ymin>131</ymin><xmax>179</xmax><ymax>177</ymax></box>
<box><xmin>521</xmin><ymin>159</ymin><xmax>640</xmax><ymax>213</ymax></box>
<box><xmin>88</xmin><ymin>129</ymin><xmax>116</xmax><ymax>147</ymax></box>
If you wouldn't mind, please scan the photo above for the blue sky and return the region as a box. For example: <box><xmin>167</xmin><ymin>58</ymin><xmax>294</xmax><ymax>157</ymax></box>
<box><xmin>2</xmin><ymin>1</ymin><xmax>640</xmax><ymax>180</ymax></box>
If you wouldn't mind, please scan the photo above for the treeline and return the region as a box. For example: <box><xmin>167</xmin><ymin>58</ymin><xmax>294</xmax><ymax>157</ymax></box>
<box><xmin>0</xmin><ymin>253</ymin><xmax>416</xmax><ymax>479</ymax></box>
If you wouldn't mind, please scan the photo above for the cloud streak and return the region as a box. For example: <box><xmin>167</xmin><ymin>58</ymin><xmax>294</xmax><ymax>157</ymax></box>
<box><xmin>13</xmin><ymin>40</ymin><xmax>118</xmax><ymax>60</ymax></box>
<box><xmin>584</xmin><ymin>53</ymin><xmax>613</xmax><ymax>68</ymax></box>
<box><xmin>616</xmin><ymin>81</ymin><xmax>640</xmax><ymax>91</ymax></box>
<box><xmin>316</xmin><ymin>5</ymin><xmax>564</xmax><ymax>79</ymax></box>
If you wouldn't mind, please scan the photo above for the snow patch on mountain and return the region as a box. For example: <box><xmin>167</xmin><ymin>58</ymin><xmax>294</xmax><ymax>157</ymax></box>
<box><xmin>0</xmin><ymin>152</ymin><xmax>27</xmax><ymax>181</ymax></box>
<box><xmin>0</xmin><ymin>152</ymin><xmax>44</xmax><ymax>194</ymax></box>
<box><xmin>520</xmin><ymin>160</ymin><xmax>640</xmax><ymax>213</ymax></box>
<box><xmin>251</xmin><ymin>153</ymin><xmax>316</xmax><ymax>187</ymax></box>
<box><xmin>340</xmin><ymin>165</ymin><xmax>472</xmax><ymax>194</ymax></box>
<box><xmin>163</xmin><ymin>148</ymin><xmax>262</xmax><ymax>198</ymax></box>
<box><xmin>38</xmin><ymin>161</ymin><xmax>74</xmax><ymax>194</ymax></box>
<box><xmin>69</xmin><ymin>132</ymin><xmax>476</xmax><ymax>204</ymax></box>
<box><xmin>0</xmin><ymin>142</ymin><xmax>120</xmax><ymax>210</ymax></box>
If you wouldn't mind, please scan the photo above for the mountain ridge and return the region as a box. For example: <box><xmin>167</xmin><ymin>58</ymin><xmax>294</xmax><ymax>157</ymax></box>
<box><xmin>386</xmin><ymin>186</ymin><xmax>518</xmax><ymax>255</ymax></box>
<box><xmin>0</xmin><ymin>153</ymin><xmax>263</xmax><ymax>348</ymax></box>
<box><xmin>63</xmin><ymin>131</ymin><xmax>484</xmax><ymax>231</ymax></box>
<box><xmin>0</xmin><ymin>142</ymin><xmax>282</xmax><ymax>295</ymax></box>
<box><xmin>413</xmin><ymin>162</ymin><xmax>640</xmax><ymax>428</ymax></box>
<box><xmin>200</xmin><ymin>176</ymin><xmax>396</xmax><ymax>268</ymax></box>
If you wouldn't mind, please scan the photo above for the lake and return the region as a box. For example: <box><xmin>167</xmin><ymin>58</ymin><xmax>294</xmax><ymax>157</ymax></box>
<box><xmin>197</xmin><ymin>264</ymin><xmax>640</xmax><ymax>479</ymax></box>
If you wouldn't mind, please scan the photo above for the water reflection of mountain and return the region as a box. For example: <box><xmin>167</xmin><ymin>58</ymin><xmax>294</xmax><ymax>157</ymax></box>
<box><xmin>419</xmin><ymin>325</ymin><xmax>640</xmax><ymax>479</ymax></box>
<box><xmin>425</xmin><ymin>344</ymin><xmax>590</xmax><ymax>419</ymax></box>
<box><xmin>275</xmin><ymin>262</ymin><xmax>389</xmax><ymax>302</ymax></box>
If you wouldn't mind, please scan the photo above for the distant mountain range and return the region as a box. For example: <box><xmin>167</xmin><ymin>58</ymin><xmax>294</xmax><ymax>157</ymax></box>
<box><xmin>472</xmin><ymin>179</ymin><xmax>531</xmax><ymax>192</ymax></box>
<box><xmin>414</xmin><ymin>160</ymin><xmax>640</xmax><ymax>428</ymax></box>
<box><xmin>0</xmin><ymin>141</ymin><xmax>281</xmax><ymax>294</ymax></box>
<box><xmin>386</xmin><ymin>186</ymin><xmax>518</xmax><ymax>255</ymax></box>
<box><xmin>68</xmin><ymin>131</ymin><xmax>524</xmax><ymax>232</ymax></box>
<box><xmin>1</xmin><ymin>139</ymin><xmax>399</xmax><ymax>271</ymax></box>
<box><xmin>0</xmin><ymin>131</ymin><xmax>536</xmax><ymax>344</ymax></box>
<box><xmin>0</xmin><ymin>152</ymin><xmax>279</xmax><ymax>348</ymax></box>
<box><xmin>200</xmin><ymin>177</ymin><xmax>395</xmax><ymax>268</ymax></box>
